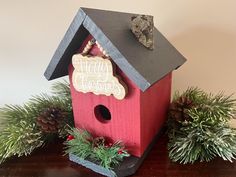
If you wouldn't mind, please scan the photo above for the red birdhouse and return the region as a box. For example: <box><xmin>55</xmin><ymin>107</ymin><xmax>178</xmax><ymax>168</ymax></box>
<box><xmin>44</xmin><ymin>8</ymin><xmax>186</xmax><ymax>177</ymax></box>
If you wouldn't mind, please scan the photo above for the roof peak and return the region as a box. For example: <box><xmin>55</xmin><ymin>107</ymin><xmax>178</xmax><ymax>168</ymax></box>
<box><xmin>44</xmin><ymin>8</ymin><xmax>186</xmax><ymax>91</ymax></box>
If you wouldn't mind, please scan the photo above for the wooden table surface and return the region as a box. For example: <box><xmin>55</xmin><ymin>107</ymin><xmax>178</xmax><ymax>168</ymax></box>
<box><xmin>1</xmin><ymin>134</ymin><xmax>236</xmax><ymax>177</ymax></box>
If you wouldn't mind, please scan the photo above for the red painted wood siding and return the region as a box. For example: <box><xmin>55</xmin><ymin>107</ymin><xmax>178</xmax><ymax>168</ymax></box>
<box><xmin>69</xmin><ymin>63</ymin><xmax>142</xmax><ymax>156</ymax></box>
<box><xmin>140</xmin><ymin>73</ymin><xmax>172</xmax><ymax>154</ymax></box>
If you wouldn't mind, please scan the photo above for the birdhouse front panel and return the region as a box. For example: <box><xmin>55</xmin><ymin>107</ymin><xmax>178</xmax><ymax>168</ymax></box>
<box><xmin>68</xmin><ymin>35</ymin><xmax>143</xmax><ymax>157</ymax></box>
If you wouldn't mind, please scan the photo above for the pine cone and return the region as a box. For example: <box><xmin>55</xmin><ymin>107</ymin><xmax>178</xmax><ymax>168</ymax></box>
<box><xmin>93</xmin><ymin>137</ymin><xmax>105</xmax><ymax>148</ymax></box>
<box><xmin>36</xmin><ymin>107</ymin><xmax>67</xmax><ymax>133</ymax></box>
<box><xmin>169</xmin><ymin>96</ymin><xmax>194</xmax><ymax>122</ymax></box>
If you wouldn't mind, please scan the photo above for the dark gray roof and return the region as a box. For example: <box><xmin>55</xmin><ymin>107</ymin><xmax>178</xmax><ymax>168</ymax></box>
<box><xmin>44</xmin><ymin>7</ymin><xmax>186</xmax><ymax>91</ymax></box>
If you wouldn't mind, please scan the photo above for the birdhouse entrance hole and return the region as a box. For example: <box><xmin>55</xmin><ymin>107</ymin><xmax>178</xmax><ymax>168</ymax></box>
<box><xmin>94</xmin><ymin>105</ymin><xmax>111</xmax><ymax>123</ymax></box>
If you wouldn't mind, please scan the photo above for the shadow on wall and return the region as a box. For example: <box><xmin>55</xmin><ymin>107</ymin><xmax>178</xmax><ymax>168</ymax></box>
<box><xmin>170</xmin><ymin>26</ymin><xmax>236</xmax><ymax>95</ymax></box>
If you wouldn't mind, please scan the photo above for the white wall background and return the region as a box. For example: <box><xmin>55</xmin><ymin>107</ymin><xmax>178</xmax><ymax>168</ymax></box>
<box><xmin>0</xmin><ymin>0</ymin><xmax>236</xmax><ymax>107</ymax></box>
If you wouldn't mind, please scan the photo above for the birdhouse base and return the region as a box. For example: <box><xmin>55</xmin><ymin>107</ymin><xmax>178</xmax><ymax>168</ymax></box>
<box><xmin>69</xmin><ymin>127</ymin><xmax>165</xmax><ymax>177</ymax></box>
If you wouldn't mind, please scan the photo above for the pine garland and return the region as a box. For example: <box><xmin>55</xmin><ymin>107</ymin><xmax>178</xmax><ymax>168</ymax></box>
<box><xmin>168</xmin><ymin>87</ymin><xmax>236</xmax><ymax>164</ymax></box>
<box><xmin>64</xmin><ymin>128</ymin><xmax>130</xmax><ymax>169</ymax></box>
<box><xmin>0</xmin><ymin>81</ymin><xmax>73</xmax><ymax>164</ymax></box>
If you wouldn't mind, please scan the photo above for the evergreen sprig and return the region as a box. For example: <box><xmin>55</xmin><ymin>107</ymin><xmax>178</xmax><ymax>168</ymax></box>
<box><xmin>0</xmin><ymin>80</ymin><xmax>73</xmax><ymax>164</ymax></box>
<box><xmin>64</xmin><ymin>128</ymin><xmax>130</xmax><ymax>169</ymax></box>
<box><xmin>168</xmin><ymin>87</ymin><xmax>236</xmax><ymax>164</ymax></box>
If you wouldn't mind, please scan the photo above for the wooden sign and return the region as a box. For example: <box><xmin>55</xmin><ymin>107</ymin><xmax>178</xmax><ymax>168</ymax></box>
<box><xmin>72</xmin><ymin>54</ymin><xmax>127</xmax><ymax>100</ymax></box>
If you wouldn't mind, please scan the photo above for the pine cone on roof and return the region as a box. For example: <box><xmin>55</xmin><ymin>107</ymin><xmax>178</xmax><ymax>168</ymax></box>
<box><xmin>169</xmin><ymin>96</ymin><xmax>194</xmax><ymax>122</ymax></box>
<box><xmin>36</xmin><ymin>107</ymin><xmax>67</xmax><ymax>134</ymax></box>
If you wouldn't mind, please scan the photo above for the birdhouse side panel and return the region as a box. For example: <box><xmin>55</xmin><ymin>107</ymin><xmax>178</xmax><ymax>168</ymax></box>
<box><xmin>140</xmin><ymin>73</ymin><xmax>172</xmax><ymax>153</ymax></box>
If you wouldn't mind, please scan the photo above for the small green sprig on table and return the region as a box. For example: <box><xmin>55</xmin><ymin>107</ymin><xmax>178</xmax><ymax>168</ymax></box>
<box><xmin>64</xmin><ymin>128</ymin><xmax>130</xmax><ymax>169</ymax></box>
